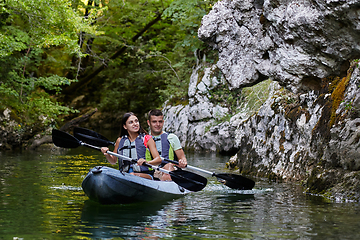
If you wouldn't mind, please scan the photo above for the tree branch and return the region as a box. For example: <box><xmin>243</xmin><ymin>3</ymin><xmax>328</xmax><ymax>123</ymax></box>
<box><xmin>62</xmin><ymin>13</ymin><xmax>163</xmax><ymax>94</ymax></box>
<box><xmin>28</xmin><ymin>108</ymin><xmax>98</xmax><ymax>150</ymax></box>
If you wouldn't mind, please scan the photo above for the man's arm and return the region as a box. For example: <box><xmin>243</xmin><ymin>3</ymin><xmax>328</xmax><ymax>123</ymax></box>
<box><xmin>174</xmin><ymin>148</ymin><xmax>187</xmax><ymax>168</ymax></box>
<box><xmin>168</xmin><ymin>133</ymin><xmax>187</xmax><ymax>168</ymax></box>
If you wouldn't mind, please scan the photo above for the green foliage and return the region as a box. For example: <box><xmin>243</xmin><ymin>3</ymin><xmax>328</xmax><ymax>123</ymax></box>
<box><xmin>242</xmin><ymin>79</ymin><xmax>273</xmax><ymax>115</ymax></box>
<box><xmin>84</xmin><ymin>0</ymin><xmax>219</xmax><ymax>117</ymax></box>
<box><xmin>353</xmin><ymin>59</ymin><xmax>359</xmax><ymax>68</ymax></box>
<box><xmin>37</xmin><ymin>75</ymin><xmax>75</xmax><ymax>93</ymax></box>
<box><xmin>0</xmin><ymin>0</ymin><xmax>97</xmax><ymax>131</ymax></box>
<box><xmin>209</xmin><ymin>87</ymin><xmax>243</xmax><ymax>113</ymax></box>
<box><xmin>1</xmin><ymin>0</ymin><xmax>220</xmax><ymax>135</ymax></box>
<box><xmin>164</xmin><ymin>0</ymin><xmax>210</xmax><ymax>51</ymax></box>
<box><xmin>0</xmin><ymin>84</ymin><xmax>78</xmax><ymax>126</ymax></box>
<box><xmin>344</xmin><ymin>101</ymin><xmax>353</xmax><ymax>111</ymax></box>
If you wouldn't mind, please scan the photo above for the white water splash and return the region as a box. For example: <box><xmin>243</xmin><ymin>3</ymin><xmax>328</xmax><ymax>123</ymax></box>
<box><xmin>202</xmin><ymin>182</ymin><xmax>273</xmax><ymax>195</ymax></box>
<box><xmin>50</xmin><ymin>183</ymin><xmax>82</xmax><ymax>191</ymax></box>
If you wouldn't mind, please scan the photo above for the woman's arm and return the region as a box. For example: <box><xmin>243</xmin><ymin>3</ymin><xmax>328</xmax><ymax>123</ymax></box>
<box><xmin>101</xmin><ymin>137</ymin><xmax>121</xmax><ymax>165</ymax></box>
<box><xmin>137</xmin><ymin>137</ymin><xmax>161</xmax><ymax>166</ymax></box>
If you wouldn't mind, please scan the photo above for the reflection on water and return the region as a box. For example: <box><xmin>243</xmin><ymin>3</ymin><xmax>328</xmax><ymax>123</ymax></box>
<box><xmin>80</xmin><ymin>186</ymin><xmax>259</xmax><ymax>239</ymax></box>
<box><xmin>0</xmin><ymin>148</ymin><xmax>360</xmax><ymax>239</ymax></box>
<box><xmin>81</xmin><ymin>200</ymin><xmax>166</xmax><ymax>238</ymax></box>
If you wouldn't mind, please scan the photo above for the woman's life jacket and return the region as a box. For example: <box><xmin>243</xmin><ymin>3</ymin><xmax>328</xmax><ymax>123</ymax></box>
<box><xmin>117</xmin><ymin>134</ymin><xmax>153</xmax><ymax>173</ymax></box>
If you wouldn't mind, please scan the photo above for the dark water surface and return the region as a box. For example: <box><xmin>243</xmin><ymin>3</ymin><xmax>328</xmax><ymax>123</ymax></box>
<box><xmin>0</xmin><ymin>148</ymin><xmax>359</xmax><ymax>239</ymax></box>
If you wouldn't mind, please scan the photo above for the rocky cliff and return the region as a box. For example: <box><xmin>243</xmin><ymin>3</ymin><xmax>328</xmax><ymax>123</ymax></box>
<box><xmin>198</xmin><ymin>0</ymin><xmax>360</xmax><ymax>93</ymax></box>
<box><xmin>163</xmin><ymin>0</ymin><xmax>360</xmax><ymax>202</ymax></box>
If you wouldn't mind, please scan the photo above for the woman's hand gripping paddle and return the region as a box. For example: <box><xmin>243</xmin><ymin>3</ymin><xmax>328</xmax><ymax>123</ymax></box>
<box><xmin>52</xmin><ymin>129</ymin><xmax>207</xmax><ymax>192</ymax></box>
<box><xmin>73</xmin><ymin>127</ymin><xmax>255</xmax><ymax>190</ymax></box>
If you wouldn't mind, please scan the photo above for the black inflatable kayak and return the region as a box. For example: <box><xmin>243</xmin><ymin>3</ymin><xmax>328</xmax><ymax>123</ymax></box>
<box><xmin>82</xmin><ymin>166</ymin><xmax>191</xmax><ymax>204</ymax></box>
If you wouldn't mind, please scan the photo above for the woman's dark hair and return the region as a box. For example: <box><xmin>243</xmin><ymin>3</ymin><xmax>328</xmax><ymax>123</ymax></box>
<box><xmin>119</xmin><ymin>112</ymin><xmax>147</xmax><ymax>137</ymax></box>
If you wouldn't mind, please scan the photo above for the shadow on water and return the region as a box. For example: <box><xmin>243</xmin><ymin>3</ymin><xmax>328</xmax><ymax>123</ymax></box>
<box><xmin>79</xmin><ymin>184</ymin><xmax>258</xmax><ymax>239</ymax></box>
<box><xmin>215</xmin><ymin>192</ymin><xmax>255</xmax><ymax>203</ymax></box>
<box><xmin>80</xmin><ymin>200</ymin><xmax>169</xmax><ymax>238</ymax></box>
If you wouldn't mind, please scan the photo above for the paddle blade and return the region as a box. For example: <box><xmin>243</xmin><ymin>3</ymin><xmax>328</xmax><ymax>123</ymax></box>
<box><xmin>52</xmin><ymin>129</ymin><xmax>81</xmax><ymax>148</ymax></box>
<box><xmin>74</xmin><ymin>127</ymin><xmax>114</xmax><ymax>147</ymax></box>
<box><xmin>170</xmin><ymin>169</ymin><xmax>207</xmax><ymax>192</ymax></box>
<box><xmin>215</xmin><ymin>173</ymin><xmax>255</xmax><ymax>190</ymax></box>
<box><xmin>74</xmin><ymin>132</ymin><xmax>111</xmax><ymax>147</ymax></box>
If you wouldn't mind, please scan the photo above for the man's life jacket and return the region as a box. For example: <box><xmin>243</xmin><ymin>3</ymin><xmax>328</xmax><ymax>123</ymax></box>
<box><xmin>152</xmin><ymin>132</ymin><xmax>177</xmax><ymax>167</ymax></box>
<box><xmin>118</xmin><ymin>134</ymin><xmax>153</xmax><ymax>173</ymax></box>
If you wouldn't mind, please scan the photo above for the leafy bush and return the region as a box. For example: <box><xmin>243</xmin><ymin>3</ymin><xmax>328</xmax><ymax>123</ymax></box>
<box><xmin>0</xmin><ymin>0</ymin><xmax>98</xmax><ymax>131</ymax></box>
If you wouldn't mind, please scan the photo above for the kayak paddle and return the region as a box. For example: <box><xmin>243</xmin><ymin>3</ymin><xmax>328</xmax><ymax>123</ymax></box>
<box><xmin>161</xmin><ymin>158</ymin><xmax>255</xmax><ymax>190</ymax></box>
<box><xmin>74</xmin><ymin>127</ymin><xmax>115</xmax><ymax>146</ymax></box>
<box><xmin>52</xmin><ymin>129</ymin><xmax>207</xmax><ymax>192</ymax></box>
<box><xmin>73</xmin><ymin>127</ymin><xmax>255</xmax><ymax>190</ymax></box>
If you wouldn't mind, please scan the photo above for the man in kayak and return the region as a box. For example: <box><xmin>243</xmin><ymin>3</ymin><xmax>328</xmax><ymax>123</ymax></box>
<box><xmin>147</xmin><ymin>109</ymin><xmax>188</xmax><ymax>181</ymax></box>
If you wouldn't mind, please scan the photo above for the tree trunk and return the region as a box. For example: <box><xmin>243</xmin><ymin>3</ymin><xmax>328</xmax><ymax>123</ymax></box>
<box><xmin>62</xmin><ymin>13</ymin><xmax>163</xmax><ymax>94</ymax></box>
<box><xmin>29</xmin><ymin>108</ymin><xmax>98</xmax><ymax>150</ymax></box>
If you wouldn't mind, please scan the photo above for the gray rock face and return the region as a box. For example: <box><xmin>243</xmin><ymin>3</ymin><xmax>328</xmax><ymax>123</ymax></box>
<box><xmin>0</xmin><ymin>108</ymin><xmax>22</xmax><ymax>150</ymax></box>
<box><xmin>163</xmin><ymin>0</ymin><xmax>360</xmax><ymax>201</ymax></box>
<box><xmin>163</xmin><ymin>65</ymin><xmax>237</xmax><ymax>152</ymax></box>
<box><xmin>198</xmin><ymin>0</ymin><xmax>360</xmax><ymax>93</ymax></box>
<box><xmin>163</xmin><ymin>61</ymin><xmax>360</xmax><ymax>201</ymax></box>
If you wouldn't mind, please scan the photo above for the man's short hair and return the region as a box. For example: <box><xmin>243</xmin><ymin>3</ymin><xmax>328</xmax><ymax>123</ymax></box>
<box><xmin>148</xmin><ymin>109</ymin><xmax>163</xmax><ymax>120</ymax></box>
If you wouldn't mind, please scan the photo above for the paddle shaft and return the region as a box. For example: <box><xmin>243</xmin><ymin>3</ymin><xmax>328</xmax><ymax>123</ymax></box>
<box><xmin>80</xmin><ymin>141</ymin><xmax>179</xmax><ymax>177</ymax></box>
<box><xmin>163</xmin><ymin>158</ymin><xmax>215</xmax><ymax>176</ymax></box>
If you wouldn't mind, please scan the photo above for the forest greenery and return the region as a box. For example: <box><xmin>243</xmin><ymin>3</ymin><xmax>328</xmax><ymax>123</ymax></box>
<box><xmin>0</xmin><ymin>0</ymin><xmax>218</xmax><ymax>137</ymax></box>
<box><xmin>0</xmin><ymin>0</ymin><xmax>100</xmax><ymax>129</ymax></box>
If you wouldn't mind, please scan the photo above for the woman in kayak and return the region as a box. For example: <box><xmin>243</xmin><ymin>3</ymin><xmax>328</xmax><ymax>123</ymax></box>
<box><xmin>101</xmin><ymin>112</ymin><xmax>162</xmax><ymax>180</ymax></box>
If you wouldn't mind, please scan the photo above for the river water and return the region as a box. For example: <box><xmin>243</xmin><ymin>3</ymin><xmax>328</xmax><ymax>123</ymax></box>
<box><xmin>0</xmin><ymin>147</ymin><xmax>359</xmax><ymax>239</ymax></box>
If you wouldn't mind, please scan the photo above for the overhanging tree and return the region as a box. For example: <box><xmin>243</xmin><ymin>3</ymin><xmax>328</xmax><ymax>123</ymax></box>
<box><xmin>60</xmin><ymin>0</ymin><xmax>217</xmax><ymax>122</ymax></box>
<box><xmin>0</xmin><ymin>0</ymin><xmax>99</xmax><ymax>132</ymax></box>
<box><xmin>0</xmin><ymin>0</ymin><xmax>218</xmax><ymax>135</ymax></box>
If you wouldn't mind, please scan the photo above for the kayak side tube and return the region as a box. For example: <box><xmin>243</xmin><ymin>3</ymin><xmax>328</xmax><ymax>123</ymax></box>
<box><xmin>82</xmin><ymin>166</ymin><xmax>191</xmax><ymax>204</ymax></box>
